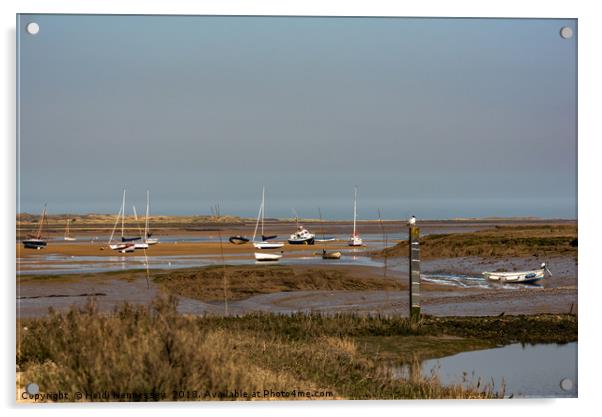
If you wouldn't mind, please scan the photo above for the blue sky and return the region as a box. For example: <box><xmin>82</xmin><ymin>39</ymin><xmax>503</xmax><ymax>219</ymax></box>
<box><xmin>17</xmin><ymin>15</ymin><xmax>577</xmax><ymax>219</ymax></box>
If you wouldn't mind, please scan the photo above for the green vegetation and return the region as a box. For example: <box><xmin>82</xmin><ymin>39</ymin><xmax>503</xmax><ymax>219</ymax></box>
<box><xmin>153</xmin><ymin>265</ymin><xmax>405</xmax><ymax>301</ymax></box>
<box><xmin>376</xmin><ymin>225</ymin><xmax>578</xmax><ymax>259</ymax></box>
<box><xmin>17</xmin><ymin>297</ymin><xmax>576</xmax><ymax>401</ymax></box>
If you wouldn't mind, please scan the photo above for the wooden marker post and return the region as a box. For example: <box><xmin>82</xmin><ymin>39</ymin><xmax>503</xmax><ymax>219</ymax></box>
<box><xmin>409</xmin><ymin>225</ymin><xmax>421</xmax><ymax>321</ymax></box>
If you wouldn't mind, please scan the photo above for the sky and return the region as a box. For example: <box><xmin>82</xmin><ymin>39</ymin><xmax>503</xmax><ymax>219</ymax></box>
<box><xmin>17</xmin><ymin>15</ymin><xmax>577</xmax><ymax>220</ymax></box>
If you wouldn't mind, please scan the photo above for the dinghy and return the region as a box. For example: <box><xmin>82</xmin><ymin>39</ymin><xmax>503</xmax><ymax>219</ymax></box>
<box><xmin>483</xmin><ymin>263</ymin><xmax>552</xmax><ymax>284</ymax></box>
<box><xmin>229</xmin><ymin>235</ymin><xmax>250</xmax><ymax>244</ymax></box>
<box><xmin>321</xmin><ymin>250</ymin><xmax>341</xmax><ymax>260</ymax></box>
<box><xmin>316</xmin><ymin>208</ymin><xmax>340</xmax><ymax>260</ymax></box>
<box><xmin>254</xmin><ymin>252</ymin><xmax>282</xmax><ymax>262</ymax></box>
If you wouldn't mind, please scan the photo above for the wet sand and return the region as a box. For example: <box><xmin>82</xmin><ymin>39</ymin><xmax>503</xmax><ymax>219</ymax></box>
<box><xmin>17</xmin><ymin>264</ymin><xmax>577</xmax><ymax>318</ymax></box>
<box><xmin>16</xmin><ymin>219</ymin><xmax>577</xmax><ymax>318</ymax></box>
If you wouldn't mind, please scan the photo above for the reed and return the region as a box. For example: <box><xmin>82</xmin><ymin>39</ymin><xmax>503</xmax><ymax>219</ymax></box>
<box><xmin>17</xmin><ymin>298</ymin><xmax>576</xmax><ymax>401</ymax></box>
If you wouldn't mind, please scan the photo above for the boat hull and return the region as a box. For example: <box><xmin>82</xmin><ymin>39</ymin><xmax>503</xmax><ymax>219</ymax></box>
<box><xmin>253</xmin><ymin>242</ymin><xmax>284</xmax><ymax>249</ymax></box>
<box><xmin>322</xmin><ymin>251</ymin><xmax>341</xmax><ymax>260</ymax></box>
<box><xmin>288</xmin><ymin>237</ymin><xmax>315</xmax><ymax>245</ymax></box>
<box><xmin>229</xmin><ymin>236</ymin><xmax>249</xmax><ymax>245</ymax></box>
<box><xmin>483</xmin><ymin>268</ymin><xmax>545</xmax><ymax>283</ymax></box>
<box><xmin>254</xmin><ymin>252</ymin><xmax>282</xmax><ymax>262</ymax></box>
<box><xmin>22</xmin><ymin>239</ymin><xmax>47</xmax><ymax>250</ymax></box>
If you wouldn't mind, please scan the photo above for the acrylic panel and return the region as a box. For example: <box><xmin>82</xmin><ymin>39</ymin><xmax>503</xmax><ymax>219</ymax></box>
<box><xmin>16</xmin><ymin>14</ymin><xmax>577</xmax><ymax>402</ymax></box>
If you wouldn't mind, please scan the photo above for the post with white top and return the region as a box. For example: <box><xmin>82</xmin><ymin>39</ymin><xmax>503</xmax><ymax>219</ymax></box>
<box><xmin>409</xmin><ymin>224</ymin><xmax>421</xmax><ymax>321</ymax></box>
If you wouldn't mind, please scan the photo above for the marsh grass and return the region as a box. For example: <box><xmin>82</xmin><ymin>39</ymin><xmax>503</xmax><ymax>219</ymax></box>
<box><xmin>17</xmin><ymin>297</ymin><xmax>575</xmax><ymax>401</ymax></box>
<box><xmin>376</xmin><ymin>225</ymin><xmax>577</xmax><ymax>259</ymax></box>
<box><xmin>153</xmin><ymin>265</ymin><xmax>405</xmax><ymax>301</ymax></box>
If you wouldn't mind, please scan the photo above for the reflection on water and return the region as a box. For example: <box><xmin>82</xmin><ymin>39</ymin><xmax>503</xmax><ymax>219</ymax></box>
<box><xmin>17</xmin><ymin>252</ymin><xmax>383</xmax><ymax>275</ymax></box>
<box><xmin>396</xmin><ymin>342</ymin><xmax>577</xmax><ymax>398</ymax></box>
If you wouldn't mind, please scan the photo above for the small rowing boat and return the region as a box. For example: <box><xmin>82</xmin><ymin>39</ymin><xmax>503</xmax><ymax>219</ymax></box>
<box><xmin>229</xmin><ymin>235</ymin><xmax>249</xmax><ymax>244</ymax></box>
<box><xmin>483</xmin><ymin>263</ymin><xmax>552</xmax><ymax>284</ymax></box>
<box><xmin>254</xmin><ymin>252</ymin><xmax>282</xmax><ymax>262</ymax></box>
<box><xmin>321</xmin><ymin>250</ymin><xmax>341</xmax><ymax>260</ymax></box>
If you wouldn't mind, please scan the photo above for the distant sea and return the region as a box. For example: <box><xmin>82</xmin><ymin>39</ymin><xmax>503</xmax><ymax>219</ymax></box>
<box><xmin>18</xmin><ymin>196</ymin><xmax>577</xmax><ymax>221</ymax></box>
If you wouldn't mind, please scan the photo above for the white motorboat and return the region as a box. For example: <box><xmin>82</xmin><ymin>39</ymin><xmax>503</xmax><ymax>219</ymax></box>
<box><xmin>254</xmin><ymin>252</ymin><xmax>282</xmax><ymax>262</ymax></box>
<box><xmin>483</xmin><ymin>263</ymin><xmax>552</xmax><ymax>284</ymax></box>
<box><xmin>252</xmin><ymin>186</ymin><xmax>285</xmax><ymax>249</ymax></box>
<box><xmin>288</xmin><ymin>226</ymin><xmax>315</xmax><ymax>245</ymax></box>
<box><xmin>348</xmin><ymin>186</ymin><xmax>363</xmax><ymax>247</ymax></box>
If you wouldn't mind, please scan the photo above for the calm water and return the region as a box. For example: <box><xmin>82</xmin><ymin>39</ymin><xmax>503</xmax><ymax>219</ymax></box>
<box><xmin>417</xmin><ymin>342</ymin><xmax>578</xmax><ymax>398</ymax></box>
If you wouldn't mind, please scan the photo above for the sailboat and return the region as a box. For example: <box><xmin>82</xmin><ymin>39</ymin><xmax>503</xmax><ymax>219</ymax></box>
<box><xmin>22</xmin><ymin>204</ymin><xmax>48</xmax><ymax>249</ymax></box>
<box><xmin>143</xmin><ymin>190</ymin><xmax>159</xmax><ymax>245</ymax></box>
<box><xmin>118</xmin><ymin>190</ymin><xmax>141</xmax><ymax>242</ymax></box>
<box><xmin>64</xmin><ymin>217</ymin><xmax>76</xmax><ymax>241</ymax></box>
<box><xmin>132</xmin><ymin>206</ymin><xmax>150</xmax><ymax>250</ymax></box>
<box><xmin>107</xmin><ymin>189</ymin><xmax>137</xmax><ymax>252</ymax></box>
<box><xmin>253</xmin><ymin>186</ymin><xmax>284</xmax><ymax>250</ymax></box>
<box><xmin>348</xmin><ymin>186</ymin><xmax>363</xmax><ymax>247</ymax></box>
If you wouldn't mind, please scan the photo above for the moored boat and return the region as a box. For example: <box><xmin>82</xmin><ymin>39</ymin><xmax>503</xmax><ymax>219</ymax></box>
<box><xmin>22</xmin><ymin>205</ymin><xmax>48</xmax><ymax>250</ymax></box>
<box><xmin>321</xmin><ymin>250</ymin><xmax>341</xmax><ymax>260</ymax></box>
<box><xmin>252</xmin><ymin>186</ymin><xmax>285</xmax><ymax>249</ymax></box>
<box><xmin>348</xmin><ymin>186</ymin><xmax>363</xmax><ymax>247</ymax></box>
<box><xmin>64</xmin><ymin>218</ymin><xmax>76</xmax><ymax>241</ymax></box>
<box><xmin>288</xmin><ymin>225</ymin><xmax>315</xmax><ymax>245</ymax></box>
<box><xmin>229</xmin><ymin>235</ymin><xmax>250</xmax><ymax>244</ymax></box>
<box><xmin>254</xmin><ymin>252</ymin><xmax>282</xmax><ymax>262</ymax></box>
<box><xmin>483</xmin><ymin>263</ymin><xmax>552</xmax><ymax>284</ymax></box>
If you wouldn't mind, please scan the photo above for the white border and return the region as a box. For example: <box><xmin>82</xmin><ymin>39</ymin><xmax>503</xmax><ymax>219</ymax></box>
<box><xmin>3</xmin><ymin>1</ymin><xmax>600</xmax><ymax>416</ymax></box>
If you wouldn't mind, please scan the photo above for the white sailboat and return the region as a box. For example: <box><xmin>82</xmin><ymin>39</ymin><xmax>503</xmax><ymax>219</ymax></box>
<box><xmin>132</xmin><ymin>206</ymin><xmax>149</xmax><ymax>250</ymax></box>
<box><xmin>253</xmin><ymin>186</ymin><xmax>284</xmax><ymax>250</ymax></box>
<box><xmin>348</xmin><ymin>186</ymin><xmax>363</xmax><ymax>246</ymax></box>
<box><xmin>143</xmin><ymin>190</ymin><xmax>159</xmax><ymax>245</ymax></box>
<box><xmin>108</xmin><ymin>189</ymin><xmax>137</xmax><ymax>253</ymax></box>
<box><xmin>64</xmin><ymin>217</ymin><xmax>76</xmax><ymax>241</ymax></box>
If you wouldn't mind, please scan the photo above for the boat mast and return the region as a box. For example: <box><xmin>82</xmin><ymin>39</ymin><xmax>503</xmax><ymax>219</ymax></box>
<box><xmin>145</xmin><ymin>190</ymin><xmax>150</xmax><ymax>240</ymax></box>
<box><xmin>252</xmin><ymin>186</ymin><xmax>264</xmax><ymax>242</ymax></box>
<box><xmin>65</xmin><ymin>218</ymin><xmax>70</xmax><ymax>239</ymax></box>
<box><xmin>353</xmin><ymin>186</ymin><xmax>358</xmax><ymax>237</ymax></box>
<box><xmin>37</xmin><ymin>204</ymin><xmax>47</xmax><ymax>239</ymax></box>
<box><xmin>261</xmin><ymin>186</ymin><xmax>265</xmax><ymax>237</ymax></box>
<box><xmin>121</xmin><ymin>189</ymin><xmax>126</xmax><ymax>238</ymax></box>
